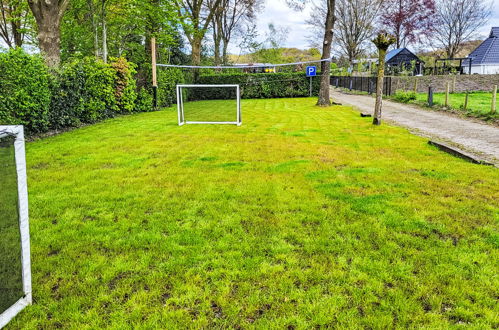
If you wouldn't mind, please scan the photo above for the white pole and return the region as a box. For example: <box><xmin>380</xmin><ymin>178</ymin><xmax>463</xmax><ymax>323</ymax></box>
<box><xmin>176</xmin><ymin>85</ymin><xmax>182</xmax><ymax>125</ymax></box>
<box><xmin>237</xmin><ymin>85</ymin><xmax>241</xmax><ymax>125</ymax></box>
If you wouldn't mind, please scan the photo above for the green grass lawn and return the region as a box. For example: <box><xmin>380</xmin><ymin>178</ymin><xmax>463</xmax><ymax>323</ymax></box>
<box><xmin>414</xmin><ymin>92</ymin><xmax>499</xmax><ymax>121</ymax></box>
<box><xmin>6</xmin><ymin>98</ymin><xmax>499</xmax><ymax>328</ymax></box>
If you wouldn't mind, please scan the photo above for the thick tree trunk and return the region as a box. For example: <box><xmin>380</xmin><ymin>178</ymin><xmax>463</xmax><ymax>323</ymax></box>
<box><xmin>191</xmin><ymin>38</ymin><xmax>202</xmax><ymax>81</ymax></box>
<box><xmin>28</xmin><ymin>0</ymin><xmax>69</xmax><ymax>68</ymax></box>
<box><xmin>35</xmin><ymin>15</ymin><xmax>62</xmax><ymax>67</ymax></box>
<box><xmin>317</xmin><ymin>0</ymin><xmax>336</xmax><ymax>107</ymax></box>
<box><xmin>11</xmin><ymin>21</ymin><xmax>23</xmax><ymax>47</ymax></box>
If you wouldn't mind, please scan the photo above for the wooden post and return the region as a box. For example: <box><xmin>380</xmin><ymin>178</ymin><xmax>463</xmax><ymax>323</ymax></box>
<box><xmin>464</xmin><ymin>91</ymin><xmax>469</xmax><ymax>111</ymax></box>
<box><xmin>492</xmin><ymin>85</ymin><xmax>497</xmax><ymax>113</ymax></box>
<box><xmin>445</xmin><ymin>82</ymin><xmax>450</xmax><ymax>107</ymax></box>
<box><xmin>413</xmin><ymin>79</ymin><xmax>418</xmax><ymax>94</ymax></box>
<box><xmin>428</xmin><ymin>87</ymin><xmax>433</xmax><ymax>107</ymax></box>
<box><xmin>151</xmin><ymin>37</ymin><xmax>158</xmax><ymax>110</ymax></box>
<box><xmin>452</xmin><ymin>76</ymin><xmax>456</xmax><ymax>93</ymax></box>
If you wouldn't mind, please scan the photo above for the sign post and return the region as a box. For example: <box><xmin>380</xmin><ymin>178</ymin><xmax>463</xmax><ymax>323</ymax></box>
<box><xmin>306</xmin><ymin>66</ymin><xmax>317</xmax><ymax>97</ymax></box>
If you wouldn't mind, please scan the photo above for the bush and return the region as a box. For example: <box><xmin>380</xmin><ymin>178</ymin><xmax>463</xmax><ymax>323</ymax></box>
<box><xmin>157</xmin><ymin>67</ymin><xmax>184</xmax><ymax>107</ymax></box>
<box><xmin>0</xmin><ymin>48</ymin><xmax>51</xmax><ymax>133</ymax></box>
<box><xmin>134</xmin><ymin>88</ymin><xmax>154</xmax><ymax>112</ymax></box>
<box><xmin>194</xmin><ymin>72</ymin><xmax>321</xmax><ymax>100</ymax></box>
<box><xmin>111</xmin><ymin>57</ymin><xmax>137</xmax><ymax>114</ymax></box>
<box><xmin>393</xmin><ymin>90</ymin><xmax>417</xmax><ymax>103</ymax></box>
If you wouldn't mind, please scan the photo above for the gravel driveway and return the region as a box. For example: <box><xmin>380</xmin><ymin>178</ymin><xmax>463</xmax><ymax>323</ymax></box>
<box><xmin>331</xmin><ymin>89</ymin><xmax>499</xmax><ymax>165</ymax></box>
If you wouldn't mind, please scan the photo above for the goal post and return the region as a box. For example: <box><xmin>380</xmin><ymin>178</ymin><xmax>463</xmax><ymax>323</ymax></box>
<box><xmin>176</xmin><ymin>84</ymin><xmax>242</xmax><ymax>126</ymax></box>
<box><xmin>0</xmin><ymin>126</ymin><xmax>32</xmax><ymax>329</ymax></box>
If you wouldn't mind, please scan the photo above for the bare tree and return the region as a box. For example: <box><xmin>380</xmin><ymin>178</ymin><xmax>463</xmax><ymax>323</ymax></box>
<box><xmin>28</xmin><ymin>0</ymin><xmax>70</xmax><ymax>67</ymax></box>
<box><xmin>307</xmin><ymin>0</ymin><xmax>382</xmax><ymax>65</ymax></box>
<box><xmin>433</xmin><ymin>0</ymin><xmax>491</xmax><ymax>58</ymax></box>
<box><xmin>287</xmin><ymin>0</ymin><xmax>336</xmax><ymax>106</ymax></box>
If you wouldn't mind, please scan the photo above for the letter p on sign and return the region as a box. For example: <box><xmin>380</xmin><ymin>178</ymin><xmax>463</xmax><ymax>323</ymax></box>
<box><xmin>306</xmin><ymin>66</ymin><xmax>317</xmax><ymax>77</ymax></box>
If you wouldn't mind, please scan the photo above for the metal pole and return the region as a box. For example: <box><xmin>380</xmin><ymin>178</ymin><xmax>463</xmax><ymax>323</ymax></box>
<box><xmin>428</xmin><ymin>86</ymin><xmax>433</xmax><ymax>107</ymax></box>
<box><xmin>309</xmin><ymin>76</ymin><xmax>312</xmax><ymax>97</ymax></box>
<box><xmin>151</xmin><ymin>37</ymin><xmax>158</xmax><ymax>110</ymax></box>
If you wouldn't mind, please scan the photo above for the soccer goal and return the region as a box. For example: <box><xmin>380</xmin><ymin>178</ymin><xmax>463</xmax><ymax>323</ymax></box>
<box><xmin>176</xmin><ymin>84</ymin><xmax>242</xmax><ymax>126</ymax></box>
<box><xmin>0</xmin><ymin>126</ymin><xmax>32</xmax><ymax>329</ymax></box>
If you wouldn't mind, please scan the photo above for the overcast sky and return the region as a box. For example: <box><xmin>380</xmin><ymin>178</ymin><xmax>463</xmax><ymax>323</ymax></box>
<box><xmin>249</xmin><ymin>0</ymin><xmax>499</xmax><ymax>51</ymax></box>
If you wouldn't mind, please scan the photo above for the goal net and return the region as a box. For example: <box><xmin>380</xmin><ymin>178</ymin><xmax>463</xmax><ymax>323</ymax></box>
<box><xmin>176</xmin><ymin>84</ymin><xmax>242</xmax><ymax>126</ymax></box>
<box><xmin>0</xmin><ymin>126</ymin><xmax>32</xmax><ymax>328</ymax></box>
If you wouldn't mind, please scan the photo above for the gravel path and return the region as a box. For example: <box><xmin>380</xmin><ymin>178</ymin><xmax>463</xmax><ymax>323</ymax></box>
<box><xmin>331</xmin><ymin>89</ymin><xmax>499</xmax><ymax>165</ymax></box>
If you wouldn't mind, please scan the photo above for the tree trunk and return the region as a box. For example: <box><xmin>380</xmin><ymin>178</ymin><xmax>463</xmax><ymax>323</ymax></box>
<box><xmin>372</xmin><ymin>32</ymin><xmax>396</xmax><ymax>125</ymax></box>
<box><xmin>101</xmin><ymin>0</ymin><xmax>107</xmax><ymax>63</ymax></box>
<box><xmin>191</xmin><ymin>38</ymin><xmax>202</xmax><ymax>81</ymax></box>
<box><xmin>317</xmin><ymin>0</ymin><xmax>335</xmax><ymax>107</ymax></box>
<box><xmin>28</xmin><ymin>0</ymin><xmax>69</xmax><ymax>68</ymax></box>
<box><xmin>373</xmin><ymin>48</ymin><xmax>386</xmax><ymax>125</ymax></box>
<box><xmin>222</xmin><ymin>40</ymin><xmax>229</xmax><ymax>65</ymax></box>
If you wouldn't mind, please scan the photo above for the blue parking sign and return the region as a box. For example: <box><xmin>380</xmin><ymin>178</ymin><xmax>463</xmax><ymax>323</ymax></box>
<box><xmin>306</xmin><ymin>66</ymin><xmax>317</xmax><ymax>77</ymax></box>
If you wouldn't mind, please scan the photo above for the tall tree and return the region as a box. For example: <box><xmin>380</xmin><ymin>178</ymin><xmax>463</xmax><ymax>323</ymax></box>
<box><xmin>379</xmin><ymin>0</ymin><xmax>436</xmax><ymax>48</ymax></box>
<box><xmin>177</xmin><ymin>0</ymin><xmax>222</xmax><ymax>69</ymax></box>
<box><xmin>287</xmin><ymin>0</ymin><xmax>336</xmax><ymax>106</ymax></box>
<box><xmin>28</xmin><ymin>0</ymin><xmax>70</xmax><ymax>67</ymax></box>
<box><xmin>0</xmin><ymin>0</ymin><xmax>33</xmax><ymax>48</ymax></box>
<box><xmin>432</xmin><ymin>0</ymin><xmax>491</xmax><ymax>58</ymax></box>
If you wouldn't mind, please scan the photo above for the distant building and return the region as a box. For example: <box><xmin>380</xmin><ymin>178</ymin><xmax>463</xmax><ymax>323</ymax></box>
<box><xmin>233</xmin><ymin>63</ymin><xmax>276</xmax><ymax>73</ymax></box>
<box><xmin>463</xmin><ymin>27</ymin><xmax>499</xmax><ymax>74</ymax></box>
<box><xmin>385</xmin><ymin>48</ymin><xmax>424</xmax><ymax>75</ymax></box>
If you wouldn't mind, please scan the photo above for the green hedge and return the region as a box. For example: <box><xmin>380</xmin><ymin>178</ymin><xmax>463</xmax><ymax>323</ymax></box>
<box><xmin>0</xmin><ymin>49</ymin><xmax>152</xmax><ymax>133</ymax></box>
<box><xmin>0</xmin><ymin>48</ymin><xmax>51</xmax><ymax>133</ymax></box>
<box><xmin>193</xmin><ymin>72</ymin><xmax>321</xmax><ymax>100</ymax></box>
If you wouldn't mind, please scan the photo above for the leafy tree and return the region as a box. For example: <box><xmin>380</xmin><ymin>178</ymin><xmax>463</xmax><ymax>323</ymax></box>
<box><xmin>0</xmin><ymin>0</ymin><xmax>35</xmax><ymax>48</ymax></box>
<box><xmin>379</xmin><ymin>0</ymin><xmax>436</xmax><ymax>48</ymax></box>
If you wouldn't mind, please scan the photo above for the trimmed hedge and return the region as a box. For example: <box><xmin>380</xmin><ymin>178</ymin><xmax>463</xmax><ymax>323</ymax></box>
<box><xmin>194</xmin><ymin>72</ymin><xmax>321</xmax><ymax>100</ymax></box>
<box><xmin>0</xmin><ymin>49</ymin><xmax>151</xmax><ymax>134</ymax></box>
<box><xmin>0</xmin><ymin>48</ymin><xmax>51</xmax><ymax>133</ymax></box>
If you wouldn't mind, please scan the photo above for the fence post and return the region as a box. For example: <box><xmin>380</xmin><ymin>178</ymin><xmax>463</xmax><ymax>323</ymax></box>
<box><xmin>336</xmin><ymin>78</ymin><xmax>339</xmax><ymax>88</ymax></box>
<box><xmin>428</xmin><ymin>86</ymin><xmax>433</xmax><ymax>107</ymax></box>
<box><xmin>413</xmin><ymin>79</ymin><xmax>418</xmax><ymax>94</ymax></box>
<box><xmin>349</xmin><ymin>77</ymin><xmax>353</xmax><ymax>91</ymax></box>
<box><xmin>445</xmin><ymin>82</ymin><xmax>450</xmax><ymax>107</ymax></box>
<box><xmin>492</xmin><ymin>85</ymin><xmax>497</xmax><ymax>113</ymax></box>
<box><xmin>464</xmin><ymin>91</ymin><xmax>469</xmax><ymax>111</ymax></box>
<box><xmin>452</xmin><ymin>76</ymin><xmax>456</xmax><ymax>93</ymax></box>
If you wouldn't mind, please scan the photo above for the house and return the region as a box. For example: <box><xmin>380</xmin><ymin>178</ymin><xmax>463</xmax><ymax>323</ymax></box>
<box><xmin>463</xmin><ymin>27</ymin><xmax>499</xmax><ymax>74</ymax></box>
<box><xmin>385</xmin><ymin>47</ymin><xmax>424</xmax><ymax>75</ymax></box>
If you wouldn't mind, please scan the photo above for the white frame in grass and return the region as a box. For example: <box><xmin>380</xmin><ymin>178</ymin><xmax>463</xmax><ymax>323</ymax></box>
<box><xmin>176</xmin><ymin>84</ymin><xmax>242</xmax><ymax>126</ymax></box>
<box><xmin>0</xmin><ymin>126</ymin><xmax>32</xmax><ymax>329</ymax></box>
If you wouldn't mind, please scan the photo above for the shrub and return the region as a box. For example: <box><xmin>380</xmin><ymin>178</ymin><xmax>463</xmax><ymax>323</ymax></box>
<box><xmin>0</xmin><ymin>48</ymin><xmax>51</xmax><ymax>133</ymax></box>
<box><xmin>157</xmin><ymin>67</ymin><xmax>185</xmax><ymax>107</ymax></box>
<box><xmin>134</xmin><ymin>88</ymin><xmax>154</xmax><ymax>112</ymax></box>
<box><xmin>393</xmin><ymin>90</ymin><xmax>417</xmax><ymax>103</ymax></box>
<box><xmin>195</xmin><ymin>72</ymin><xmax>321</xmax><ymax>100</ymax></box>
<box><xmin>110</xmin><ymin>57</ymin><xmax>137</xmax><ymax>114</ymax></box>
<box><xmin>50</xmin><ymin>57</ymin><xmax>118</xmax><ymax>128</ymax></box>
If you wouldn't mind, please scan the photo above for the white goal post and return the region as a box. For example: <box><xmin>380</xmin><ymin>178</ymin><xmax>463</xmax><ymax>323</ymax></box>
<box><xmin>0</xmin><ymin>126</ymin><xmax>32</xmax><ymax>329</ymax></box>
<box><xmin>176</xmin><ymin>84</ymin><xmax>242</xmax><ymax>126</ymax></box>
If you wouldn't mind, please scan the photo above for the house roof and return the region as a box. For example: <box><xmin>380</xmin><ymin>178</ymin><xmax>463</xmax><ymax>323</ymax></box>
<box><xmin>385</xmin><ymin>48</ymin><xmax>404</xmax><ymax>62</ymax></box>
<box><xmin>385</xmin><ymin>47</ymin><xmax>422</xmax><ymax>63</ymax></box>
<box><xmin>467</xmin><ymin>27</ymin><xmax>499</xmax><ymax>65</ymax></box>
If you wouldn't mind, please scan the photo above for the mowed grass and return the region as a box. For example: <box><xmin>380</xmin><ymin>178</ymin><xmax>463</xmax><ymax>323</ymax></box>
<box><xmin>7</xmin><ymin>98</ymin><xmax>499</xmax><ymax>328</ymax></box>
<box><xmin>415</xmin><ymin>92</ymin><xmax>499</xmax><ymax>121</ymax></box>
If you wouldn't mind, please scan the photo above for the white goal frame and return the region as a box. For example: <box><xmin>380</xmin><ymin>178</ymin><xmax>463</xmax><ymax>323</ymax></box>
<box><xmin>0</xmin><ymin>126</ymin><xmax>32</xmax><ymax>329</ymax></box>
<box><xmin>176</xmin><ymin>84</ymin><xmax>242</xmax><ymax>126</ymax></box>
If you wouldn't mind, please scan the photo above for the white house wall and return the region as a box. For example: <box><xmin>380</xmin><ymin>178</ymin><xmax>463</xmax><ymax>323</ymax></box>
<box><xmin>463</xmin><ymin>65</ymin><xmax>499</xmax><ymax>74</ymax></box>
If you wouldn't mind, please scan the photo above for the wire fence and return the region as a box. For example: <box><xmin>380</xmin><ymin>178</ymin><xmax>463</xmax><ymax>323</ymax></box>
<box><xmin>330</xmin><ymin>76</ymin><xmax>393</xmax><ymax>96</ymax></box>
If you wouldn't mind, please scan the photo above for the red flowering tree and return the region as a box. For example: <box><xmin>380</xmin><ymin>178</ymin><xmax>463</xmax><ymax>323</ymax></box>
<box><xmin>379</xmin><ymin>0</ymin><xmax>436</xmax><ymax>48</ymax></box>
